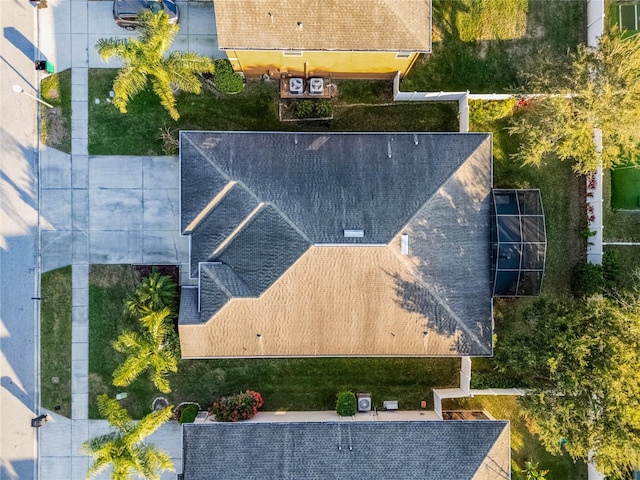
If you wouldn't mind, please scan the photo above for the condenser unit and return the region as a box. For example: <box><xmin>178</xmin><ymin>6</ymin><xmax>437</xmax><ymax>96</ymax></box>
<box><xmin>309</xmin><ymin>77</ymin><xmax>324</xmax><ymax>95</ymax></box>
<box><xmin>357</xmin><ymin>393</ymin><xmax>372</xmax><ymax>412</ymax></box>
<box><xmin>289</xmin><ymin>78</ymin><xmax>304</xmax><ymax>95</ymax></box>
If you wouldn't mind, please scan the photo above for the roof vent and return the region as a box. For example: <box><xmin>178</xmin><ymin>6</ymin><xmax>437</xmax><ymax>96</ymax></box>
<box><xmin>344</xmin><ymin>229</ymin><xmax>364</xmax><ymax>238</ymax></box>
<box><xmin>401</xmin><ymin>234</ymin><xmax>409</xmax><ymax>254</ymax></box>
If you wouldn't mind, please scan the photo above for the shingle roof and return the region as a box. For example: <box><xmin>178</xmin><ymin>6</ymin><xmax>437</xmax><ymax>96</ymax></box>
<box><xmin>213</xmin><ymin>0</ymin><xmax>432</xmax><ymax>52</ymax></box>
<box><xmin>179</xmin><ymin>132</ymin><xmax>493</xmax><ymax>357</ymax></box>
<box><xmin>181</xmin><ymin>421</ymin><xmax>510</xmax><ymax>480</ymax></box>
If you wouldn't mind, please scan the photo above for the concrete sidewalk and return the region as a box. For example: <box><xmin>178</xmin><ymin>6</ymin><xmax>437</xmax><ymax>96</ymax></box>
<box><xmin>37</xmin><ymin>0</ymin><xmax>199</xmax><ymax>478</ymax></box>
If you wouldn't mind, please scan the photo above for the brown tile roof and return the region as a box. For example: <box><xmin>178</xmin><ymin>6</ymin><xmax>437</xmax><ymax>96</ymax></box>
<box><xmin>213</xmin><ymin>0</ymin><xmax>431</xmax><ymax>52</ymax></box>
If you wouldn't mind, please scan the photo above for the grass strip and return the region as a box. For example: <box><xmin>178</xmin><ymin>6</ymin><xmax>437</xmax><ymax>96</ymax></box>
<box><xmin>41</xmin><ymin>266</ymin><xmax>72</xmax><ymax>417</ymax></box>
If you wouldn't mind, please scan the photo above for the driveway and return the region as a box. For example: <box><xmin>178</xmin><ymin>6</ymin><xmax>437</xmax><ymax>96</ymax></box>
<box><xmin>39</xmin><ymin>1</ymin><xmax>225</xmax><ymax>72</ymax></box>
<box><xmin>40</xmin><ymin>150</ymin><xmax>189</xmax><ymax>272</ymax></box>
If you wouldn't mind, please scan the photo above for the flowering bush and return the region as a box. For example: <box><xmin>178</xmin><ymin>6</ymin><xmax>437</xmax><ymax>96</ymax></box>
<box><xmin>209</xmin><ymin>390</ymin><xmax>263</xmax><ymax>422</ymax></box>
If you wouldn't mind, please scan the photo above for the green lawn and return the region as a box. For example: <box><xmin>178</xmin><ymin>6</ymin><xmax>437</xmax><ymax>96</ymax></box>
<box><xmin>89</xmin><ymin>265</ymin><xmax>461</xmax><ymax>419</ymax></box>
<box><xmin>608</xmin><ymin>0</ymin><xmax>640</xmax><ymax>37</ymax></box>
<box><xmin>41</xmin><ymin>266</ymin><xmax>72</xmax><ymax>417</ymax></box>
<box><xmin>470</xmin><ymin>100</ymin><xmax>585</xmax><ymax>294</ymax></box>
<box><xmin>611</xmin><ymin>166</ymin><xmax>640</xmax><ymax>210</ymax></box>
<box><xmin>444</xmin><ymin>395</ymin><xmax>586</xmax><ymax>480</ymax></box>
<box><xmin>88</xmin><ymin>70</ymin><xmax>457</xmax><ymax>155</ymax></box>
<box><xmin>41</xmin><ymin>69</ymin><xmax>72</xmax><ymax>153</ymax></box>
<box><xmin>604</xmin><ymin>168</ymin><xmax>640</xmax><ymax>241</ymax></box>
<box><xmin>402</xmin><ymin>0</ymin><xmax>584</xmax><ymax>93</ymax></box>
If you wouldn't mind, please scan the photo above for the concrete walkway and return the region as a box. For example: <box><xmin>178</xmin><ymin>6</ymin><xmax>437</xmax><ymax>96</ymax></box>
<box><xmin>36</xmin><ymin>0</ymin><xmax>214</xmax><ymax>478</ymax></box>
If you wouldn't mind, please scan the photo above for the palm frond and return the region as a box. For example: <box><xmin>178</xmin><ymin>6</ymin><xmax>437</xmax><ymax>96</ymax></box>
<box><xmin>165</xmin><ymin>51</ymin><xmax>215</xmax><ymax>93</ymax></box>
<box><xmin>125</xmin><ymin>405</ymin><xmax>174</xmax><ymax>446</ymax></box>
<box><xmin>113</xmin><ymin>330</ymin><xmax>145</xmax><ymax>353</ymax></box>
<box><xmin>112</xmin><ymin>351</ymin><xmax>151</xmax><ymax>388</ymax></box>
<box><xmin>150</xmin><ymin>77</ymin><xmax>180</xmax><ymax>120</ymax></box>
<box><xmin>85</xmin><ymin>455</ymin><xmax>113</xmax><ymax>479</ymax></box>
<box><xmin>137</xmin><ymin>10</ymin><xmax>179</xmax><ymax>54</ymax></box>
<box><xmin>112</xmin><ymin>65</ymin><xmax>148</xmax><ymax>114</ymax></box>
<box><xmin>95</xmin><ymin>38</ymin><xmax>130</xmax><ymax>62</ymax></box>
<box><xmin>138</xmin><ymin>307</ymin><xmax>172</xmax><ymax>332</ymax></box>
<box><xmin>96</xmin><ymin>394</ymin><xmax>133</xmax><ymax>431</ymax></box>
<box><xmin>137</xmin><ymin>445</ymin><xmax>174</xmax><ymax>479</ymax></box>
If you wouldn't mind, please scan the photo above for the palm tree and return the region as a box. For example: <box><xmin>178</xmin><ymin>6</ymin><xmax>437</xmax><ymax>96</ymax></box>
<box><xmin>82</xmin><ymin>394</ymin><xmax>174</xmax><ymax>480</ymax></box>
<box><xmin>96</xmin><ymin>10</ymin><xmax>215</xmax><ymax>120</ymax></box>
<box><xmin>125</xmin><ymin>267</ymin><xmax>178</xmax><ymax>316</ymax></box>
<box><xmin>113</xmin><ymin>307</ymin><xmax>180</xmax><ymax>393</ymax></box>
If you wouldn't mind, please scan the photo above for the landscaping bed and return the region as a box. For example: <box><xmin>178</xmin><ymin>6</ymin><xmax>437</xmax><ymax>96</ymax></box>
<box><xmin>41</xmin><ymin>266</ymin><xmax>72</xmax><ymax>417</ymax></box>
<box><xmin>88</xmin><ymin>265</ymin><xmax>460</xmax><ymax>419</ymax></box>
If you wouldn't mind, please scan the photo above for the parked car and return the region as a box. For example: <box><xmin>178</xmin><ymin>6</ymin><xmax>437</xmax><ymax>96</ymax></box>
<box><xmin>113</xmin><ymin>0</ymin><xmax>179</xmax><ymax>30</ymax></box>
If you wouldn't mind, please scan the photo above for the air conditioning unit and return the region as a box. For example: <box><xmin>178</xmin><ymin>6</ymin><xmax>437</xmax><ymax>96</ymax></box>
<box><xmin>309</xmin><ymin>77</ymin><xmax>324</xmax><ymax>95</ymax></box>
<box><xmin>357</xmin><ymin>393</ymin><xmax>372</xmax><ymax>412</ymax></box>
<box><xmin>289</xmin><ymin>77</ymin><xmax>304</xmax><ymax>95</ymax></box>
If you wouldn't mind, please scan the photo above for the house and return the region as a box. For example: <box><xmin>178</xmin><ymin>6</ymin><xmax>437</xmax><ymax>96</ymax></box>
<box><xmin>178</xmin><ymin>131</ymin><xmax>494</xmax><ymax>358</ymax></box>
<box><xmin>212</xmin><ymin>0</ymin><xmax>431</xmax><ymax>79</ymax></box>
<box><xmin>180</xmin><ymin>419</ymin><xmax>510</xmax><ymax>479</ymax></box>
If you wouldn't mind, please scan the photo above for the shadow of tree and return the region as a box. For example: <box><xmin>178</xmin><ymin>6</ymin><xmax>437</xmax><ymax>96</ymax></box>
<box><xmin>402</xmin><ymin>0</ymin><xmax>584</xmax><ymax>93</ymax></box>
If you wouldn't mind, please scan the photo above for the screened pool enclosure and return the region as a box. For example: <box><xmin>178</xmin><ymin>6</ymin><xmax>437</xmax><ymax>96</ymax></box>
<box><xmin>492</xmin><ymin>189</ymin><xmax>547</xmax><ymax>296</ymax></box>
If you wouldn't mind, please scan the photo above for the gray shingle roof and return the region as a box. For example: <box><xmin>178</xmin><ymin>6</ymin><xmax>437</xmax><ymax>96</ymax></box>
<box><xmin>213</xmin><ymin>204</ymin><xmax>312</xmax><ymax>296</ymax></box>
<box><xmin>181</xmin><ymin>421</ymin><xmax>510</xmax><ymax>480</ymax></box>
<box><xmin>183</xmin><ymin>132</ymin><xmax>482</xmax><ymax>244</ymax></box>
<box><xmin>179</xmin><ymin>131</ymin><xmax>493</xmax><ymax>356</ymax></box>
<box><xmin>190</xmin><ymin>183</ymin><xmax>259</xmax><ymax>277</ymax></box>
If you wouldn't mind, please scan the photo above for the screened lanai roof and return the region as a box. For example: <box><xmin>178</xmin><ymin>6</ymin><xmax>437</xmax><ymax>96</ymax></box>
<box><xmin>492</xmin><ymin>189</ymin><xmax>547</xmax><ymax>296</ymax></box>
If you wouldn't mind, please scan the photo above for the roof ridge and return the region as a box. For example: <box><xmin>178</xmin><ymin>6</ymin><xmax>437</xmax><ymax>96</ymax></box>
<box><xmin>183</xmin><ymin>133</ymin><xmax>232</xmax><ymax>184</ymax></box>
<box><xmin>212</xmin><ymin>202</ymin><xmax>265</xmax><ymax>257</ymax></box>
<box><xmin>388</xmin><ymin>138</ymin><xmax>492</xmax><ymax>355</ymax></box>
<box><xmin>200</xmin><ymin>263</ymin><xmax>233</xmax><ymax>299</ymax></box>
<box><xmin>184</xmin><ymin>181</ymin><xmax>237</xmax><ymax>233</ymax></box>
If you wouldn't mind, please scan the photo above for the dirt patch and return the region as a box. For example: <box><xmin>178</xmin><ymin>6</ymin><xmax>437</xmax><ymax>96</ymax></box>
<box><xmin>133</xmin><ymin>264</ymin><xmax>179</xmax><ymax>285</ymax></box>
<box><xmin>41</xmin><ymin>106</ymin><xmax>70</xmax><ymax>150</ymax></box>
<box><xmin>88</xmin><ymin>372</ymin><xmax>110</xmax><ymax>397</ymax></box>
<box><xmin>89</xmin><ymin>264</ymin><xmax>139</xmax><ymax>289</ymax></box>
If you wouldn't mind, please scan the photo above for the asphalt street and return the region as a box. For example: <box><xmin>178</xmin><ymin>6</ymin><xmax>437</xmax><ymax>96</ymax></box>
<box><xmin>0</xmin><ymin>2</ymin><xmax>41</xmax><ymax>479</ymax></box>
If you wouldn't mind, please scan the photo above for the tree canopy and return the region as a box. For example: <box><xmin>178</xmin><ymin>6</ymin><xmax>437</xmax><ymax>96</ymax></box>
<box><xmin>82</xmin><ymin>394</ymin><xmax>174</xmax><ymax>480</ymax></box>
<box><xmin>509</xmin><ymin>32</ymin><xmax>640</xmax><ymax>174</ymax></box>
<box><xmin>494</xmin><ymin>294</ymin><xmax>640</xmax><ymax>476</ymax></box>
<box><xmin>112</xmin><ymin>307</ymin><xmax>180</xmax><ymax>393</ymax></box>
<box><xmin>95</xmin><ymin>10</ymin><xmax>215</xmax><ymax>120</ymax></box>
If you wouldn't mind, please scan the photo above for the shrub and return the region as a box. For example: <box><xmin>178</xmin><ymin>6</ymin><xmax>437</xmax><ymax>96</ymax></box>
<box><xmin>125</xmin><ymin>266</ymin><xmax>178</xmax><ymax>315</ymax></box>
<box><xmin>213</xmin><ymin>59</ymin><xmax>244</xmax><ymax>94</ymax></box>
<box><xmin>293</xmin><ymin>100</ymin><xmax>316</xmax><ymax>118</ymax></box>
<box><xmin>571</xmin><ymin>261</ymin><xmax>604</xmax><ymax>297</ymax></box>
<box><xmin>210</xmin><ymin>390</ymin><xmax>263</xmax><ymax>422</ymax></box>
<box><xmin>602</xmin><ymin>250</ymin><xmax>621</xmax><ymax>289</ymax></box>
<box><xmin>315</xmin><ymin>100</ymin><xmax>332</xmax><ymax>118</ymax></box>
<box><xmin>179</xmin><ymin>404</ymin><xmax>199</xmax><ymax>424</ymax></box>
<box><xmin>335</xmin><ymin>390</ymin><xmax>356</xmax><ymax>417</ymax></box>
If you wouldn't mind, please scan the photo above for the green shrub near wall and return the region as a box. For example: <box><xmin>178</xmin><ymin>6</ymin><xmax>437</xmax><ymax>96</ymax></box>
<box><xmin>213</xmin><ymin>59</ymin><xmax>244</xmax><ymax>94</ymax></box>
<box><xmin>335</xmin><ymin>391</ymin><xmax>356</xmax><ymax>417</ymax></box>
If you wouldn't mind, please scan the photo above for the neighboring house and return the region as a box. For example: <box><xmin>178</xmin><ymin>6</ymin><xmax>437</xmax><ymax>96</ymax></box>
<box><xmin>212</xmin><ymin>0</ymin><xmax>431</xmax><ymax>79</ymax></box>
<box><xmin>180</xmin><ymin>420</ymin><xmax>511</xmax><ymax>479</ymax></box>
<box><xmin>178</xmin><ymin>131</ymin><xmax>494</xmax><ymax>358</ymax></box>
